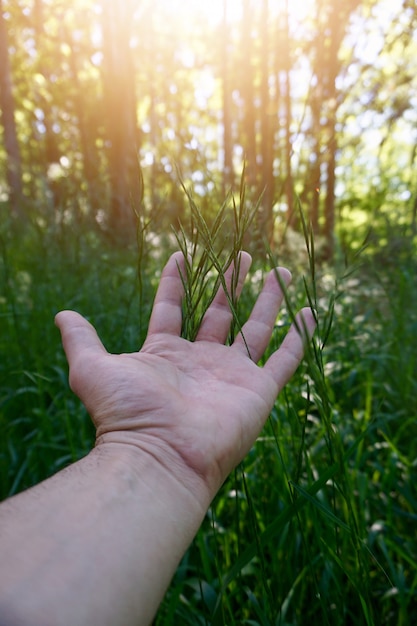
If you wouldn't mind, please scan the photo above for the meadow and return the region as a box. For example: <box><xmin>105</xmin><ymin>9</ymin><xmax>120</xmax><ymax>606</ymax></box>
<box><xmin>0</xmin><ymin>198</ymin><xmax>416</xmax><ymax>625</ymax></box>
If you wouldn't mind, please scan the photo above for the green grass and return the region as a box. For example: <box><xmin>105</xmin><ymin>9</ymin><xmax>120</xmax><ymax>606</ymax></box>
<box><xmin>0</xmin><ymin>197</ymin><xmax>416</xmax><ymax>625</ymax></box>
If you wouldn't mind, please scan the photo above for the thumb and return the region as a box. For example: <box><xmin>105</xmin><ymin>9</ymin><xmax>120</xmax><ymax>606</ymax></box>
<box><xmin>55</xmin><ymin>310</ymin><xmax>107</xmax><ymax>370</ymax></box>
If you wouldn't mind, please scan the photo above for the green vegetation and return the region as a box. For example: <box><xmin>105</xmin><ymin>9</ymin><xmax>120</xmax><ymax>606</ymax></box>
<box><xmin>1</xmin><ymin>0</ymin><xmax>417</xmax><ymax>622</ymax></box>
<box><xmin>1</xmin><ymin>191</ymin><xmax>416</xmax><ymax>625</ymax></box>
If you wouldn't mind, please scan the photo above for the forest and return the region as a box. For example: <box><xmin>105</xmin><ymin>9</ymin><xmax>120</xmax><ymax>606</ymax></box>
<box><xmin>1</xmin><ymin>0</ymin><xmax>416</xmax><ymax>624</ymax></box>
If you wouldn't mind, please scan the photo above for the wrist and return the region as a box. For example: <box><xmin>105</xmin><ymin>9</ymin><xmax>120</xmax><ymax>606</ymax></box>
<box><xmin>93</xmin><ymin>432</ymin><xmax>213</xmax><ymax>517</ymax></box>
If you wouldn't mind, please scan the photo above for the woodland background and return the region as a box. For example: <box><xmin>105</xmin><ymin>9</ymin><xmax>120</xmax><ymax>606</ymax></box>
<box><xmin>1</xmin><ymin>0</ymin><xmax>417</xmax><ymax>252</ymax></box>
<box><xmin>1</xmin><ymin>0</ymin><xmax>417</xmax><ymax>624</ymax></box>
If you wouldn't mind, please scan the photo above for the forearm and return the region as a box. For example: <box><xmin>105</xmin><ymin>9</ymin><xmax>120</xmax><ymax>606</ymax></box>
<box><xmin>0</xmin><ymin>444</ymin><xmax>207</xmax><ymax>626</ymax></box>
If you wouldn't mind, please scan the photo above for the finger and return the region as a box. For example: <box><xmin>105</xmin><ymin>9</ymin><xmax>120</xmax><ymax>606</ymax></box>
<box><xmin>147</xmin><ymin>251</ymin><xmax>187</xmax><ymax>336</ymax></box>
<box><xmin>55</xmin><ymin>310</ymin><xmax>107</xmax><ymax>367</ymax></box>
<box><xmin>263</xmin><ymin>307</ymin><xmax>316</xmax><ymax>390</ymax></box>
<box><xmin>195</xmin><ymin>252</ymin><xmax>252</xmax><ymax>343</ymax></box>
<box><xmin>231</xmin><ymin>267</ymin><xmax>291</xmax><ymax>361</ymax></box>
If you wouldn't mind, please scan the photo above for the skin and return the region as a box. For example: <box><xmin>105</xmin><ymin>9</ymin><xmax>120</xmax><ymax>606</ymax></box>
<box><xmin>0</xmin><ymin>251</ymin><xmax>316</xmax><ymax>626</ymax></box>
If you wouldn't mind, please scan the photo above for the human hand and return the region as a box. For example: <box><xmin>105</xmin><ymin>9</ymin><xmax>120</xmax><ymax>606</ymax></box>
<box><xmin>55</xmin><ymin>252</ymin><xmax>315</xmax><ymax>507</ymax></box>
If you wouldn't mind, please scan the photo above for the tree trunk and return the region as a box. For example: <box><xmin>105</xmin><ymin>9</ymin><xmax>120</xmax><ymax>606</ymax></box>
<box><xmin>259</xmin><ymin>0</ymin><xmax>274</xmax><ymax>242</ymax></box>
<box><xmin>241</xmin><ymin>0</ymin><xmax>257</xmax><ymax>190</ymax></box>
<box><xmin>33</xmin><ymin>0</ymin><xmax>61</xmax><ymax>206</ymax></box>
<box><xmin>0</xmin><ymin>0</ymin><xmax>24</xmax><ymax>217</ymax></box>
<box><xmin>323</xmin><ymin>21</ymin><xmax>339</xmax><ymax>260</ymax></box>
<box><xmin>66</xmin><ymin>28</ymin><xmax>102</xmax><ymax>218</ymax></box>
<box><xmin>102</xmin><ymin>0</ymin><xmax>139</xmax><ymax>239</ymax></box>
<box><xmin>306</xmin><ymin>0</ymin><xmax>361</xmax><ymax>258</ymax></box>
<box><xmin>309</xmin><ymin>72</ymin><xmax>323</xmax><ymax>235</ymax></box>
<box><xmin>221</xmin><ymin>0</ymin><xmax>234</xmax><ymax>195</ymax></box>
<box><xmin>281</xmin><ymin>0</ymin><xmax>294</xmax><ymax>227</ymax></box>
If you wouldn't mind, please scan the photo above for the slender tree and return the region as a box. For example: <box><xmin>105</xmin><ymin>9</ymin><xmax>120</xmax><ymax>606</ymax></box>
<box><xmin>322</xmin><ymin>3</ymin><xmax>339</xmax><ymax>260</ymax></box>
<box><xmin>280</xmin><ymin>0</ymin><xmax>294</xmax><ymax>227</ymax></box>
<box><xmin>65</xmin><ymin>22</ymin><xmax>103</xmax><ymax>217</ymax></box>
<box><xmin>306</xmin><ymin>0</ymin><xmax>361</xmax><ymax>258</ymax></box>
<box><xmin>259</xmin><ymin>0</ymin><xmax>275</xmax><ymax>240</ymax></box>
<box><xmin>221</xmin><ymin>0</ymin><xmax>234</xmax><ymax>195</ymax></box>
<box><xmin>0</xmin><ymin>0</ymin><xmax>24</xmax><ymax>217</ymax></box>
<box><xmin>101</xmin><ymin>0</ymin><xmax>139</xmax><ymax>237</ymax></box>
<box><xmin>241</xmin><ymin>0</ymin><xmax>257</xmax><ymax>189</ymax></box>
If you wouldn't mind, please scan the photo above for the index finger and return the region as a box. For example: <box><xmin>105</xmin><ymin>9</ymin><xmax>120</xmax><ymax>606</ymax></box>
<box><xmin>263</xmin><ymin>307</ymin><xmax>316</xmax><ymax>391</ymax></box>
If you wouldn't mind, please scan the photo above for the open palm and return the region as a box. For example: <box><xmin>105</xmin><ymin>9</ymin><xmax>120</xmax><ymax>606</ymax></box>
<box><xmin>55</xmin><ymin>252</ymin><xmax>315</xmax><ymax>503</ymax></box>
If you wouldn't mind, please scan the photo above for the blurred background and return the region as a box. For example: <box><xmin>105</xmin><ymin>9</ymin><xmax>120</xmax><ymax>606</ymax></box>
<box><xmin>1</xmin><ymin>0</ymin><xmax>416</xmax><ymax>255</ymax></box>
<box><xmin>1</xmin><ymin>2</ymin><xmax>417</xmax><ymax>624</ymax></box>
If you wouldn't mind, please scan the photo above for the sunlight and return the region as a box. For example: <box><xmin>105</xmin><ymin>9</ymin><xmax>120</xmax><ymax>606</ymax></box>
<box><xmin>157</xmin><ymin>0</ymin><xmax>315</xmax><ymax>26</ymax></box>
<box><xmin>164</xmin><ymin>0</ymin><xmax>243</xmax><ymax>25</ymax></box>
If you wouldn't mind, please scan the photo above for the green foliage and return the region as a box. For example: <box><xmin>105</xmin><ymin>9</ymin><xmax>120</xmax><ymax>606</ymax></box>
<box><xmin>173</xmin><ymin>171</ymin><xmax>259</xmax><ymax>342</ymax></box>
<box><xmin>0</xmin><ymin>213</ymin><xmax>142</xmax><ymax>495</ymax></box>
<box><xmin>1</xmin><ymin>193</ymin><xmax>417</xmax><ymax>625</ymax></box>
<box><xmin>154</xmin><ymin>200</ymin><xmax>417</xmax><ymax>625</ymax></box>
<box><xmin>1</xmin><ymin>0</ymin><xmax>417</xmax><ymax>621</ymax></box>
